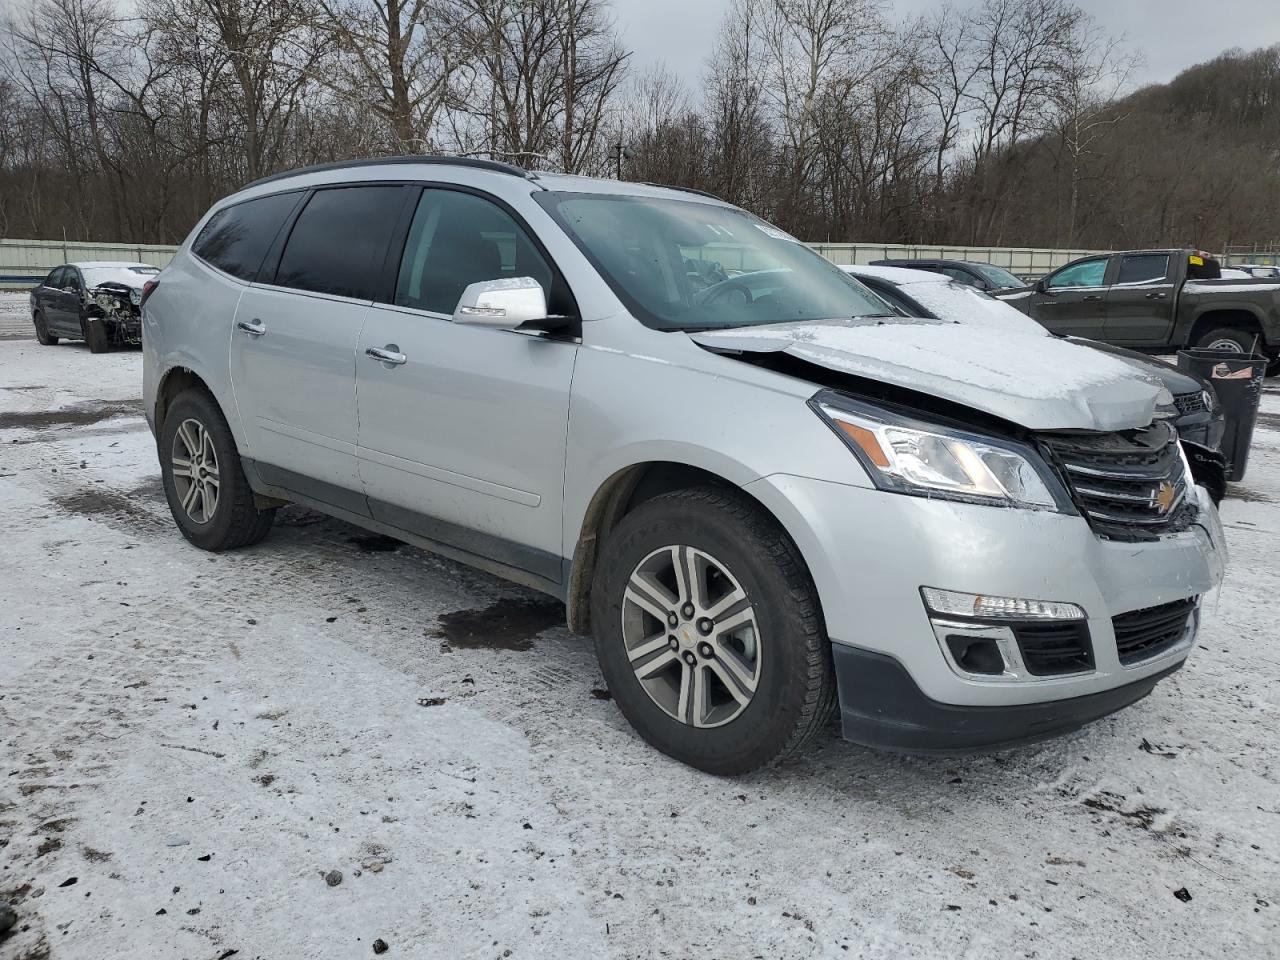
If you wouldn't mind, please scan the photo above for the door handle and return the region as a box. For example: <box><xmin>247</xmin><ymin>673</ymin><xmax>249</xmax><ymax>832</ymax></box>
<box><xmin>1145</xmin><ymin>292</ymin><xmax>1168</xmax><ymax>300</ymax></box>
<box><xmin>366</xmin><ymin>345</ymin><xmax>407</xmax><ymax>366</ymax></box>
<box><xmin>237</xmin><ymin>319</ymin><xmax>266</xmax><ymax>336</ymax></box>
<box><xmin>1083</xmin><ymin>295</ymin><xmax>1102</xmax><ymax>302</ymax></box>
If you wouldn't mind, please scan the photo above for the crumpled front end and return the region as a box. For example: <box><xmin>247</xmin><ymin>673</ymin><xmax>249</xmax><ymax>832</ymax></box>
<box><xmin>86</xmin><ymin>282</ymin><xmax>142</xmax><ymax>345</ymax></box>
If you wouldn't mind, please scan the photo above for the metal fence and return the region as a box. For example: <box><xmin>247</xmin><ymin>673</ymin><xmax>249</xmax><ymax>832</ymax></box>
<box><xmin>2</xmin><ymin>235</ymin><xmax>1268</xmax><ymax>291</ymax></box>
<box><xmin>1</xmin><ymin>238</ymin><xmax>178</xmax><ymax>289</ymax></box>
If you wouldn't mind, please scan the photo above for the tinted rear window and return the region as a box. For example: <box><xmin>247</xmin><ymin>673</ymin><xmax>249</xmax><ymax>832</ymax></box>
<box><xmin>275</xmin><ymin>186</ymin><xmax>404</xmax><ymax>300</ymax></box>
<box><xmin>192</xmin><ymin>192</ymin><xmax>301</xmax><ymax>281</ymax></box>
<box><xmin>1117</xmin><ymin>254</ymin><xmax>1170</xmax><ymax>285</ymax></box>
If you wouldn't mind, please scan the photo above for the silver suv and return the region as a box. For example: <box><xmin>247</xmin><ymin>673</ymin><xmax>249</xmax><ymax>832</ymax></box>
<box><xmin>143</xmin><ymin>157</ymin><xmax>1226</xmax><ymax>773</ymax></box>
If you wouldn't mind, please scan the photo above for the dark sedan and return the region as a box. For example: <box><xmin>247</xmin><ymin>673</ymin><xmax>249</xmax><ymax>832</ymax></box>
<box><xmin>30</xmin><ymin>261</ymin><xmax>160</xmax><ymax>352</ymax></box>
<box><xmin>869</xmin><ymin>257</ymin><xmax>1027</xmax><ymax>292</ymax></box>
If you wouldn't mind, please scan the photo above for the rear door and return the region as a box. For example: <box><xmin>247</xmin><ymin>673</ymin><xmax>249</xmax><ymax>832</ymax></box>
<box><xmin>355</xmin><ymin>186</ymin><xmax>578</xmax><ymax>582</ymax></box>
<box><xmin>1102</xmin><ymin>252</ymin><xmax>1177</xmax><ymax>345</ymax></box>
<box><xmin>228</xmin><ymin>184</ymin><xmax>408</xmax><ymax>513</ymax></box>
<box><xmin>1024</xmin><ymin>256</ymin><xmax>1110</xmax><ymax>336</ymax></box>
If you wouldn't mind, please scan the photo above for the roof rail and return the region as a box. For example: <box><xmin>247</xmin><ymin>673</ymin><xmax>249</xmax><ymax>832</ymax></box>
<box><xmin>241</xmin><ymin>155</ymin><xmax>532</xmax><ymax>191</ymax></box>
<box><xmin>641</xmin><ymin>182</ymin><xmax>727</xmax><ymax>202</ymax></box>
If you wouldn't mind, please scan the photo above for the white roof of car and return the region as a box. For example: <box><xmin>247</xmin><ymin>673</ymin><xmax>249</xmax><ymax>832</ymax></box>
<box><xmin>840</xmin><ymin>264</ymin><xmax>946</xmax><ymax>285</ymax></box>
<box><xmin>71</xmin><ymin>261</ymin><xmax>156</xmax><ymax>270</ymax></box>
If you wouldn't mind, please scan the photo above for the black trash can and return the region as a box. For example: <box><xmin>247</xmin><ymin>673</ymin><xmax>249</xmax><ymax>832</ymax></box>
<box><xmin>1176</xmin><ymin>349</ymin><xmax>1265</xmax><ymax>482</ymax></box>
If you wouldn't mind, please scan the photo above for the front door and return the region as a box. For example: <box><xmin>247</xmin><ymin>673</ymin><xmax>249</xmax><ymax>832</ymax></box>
<box><xmin>50</xmin><ymin>267</ymin><xmax>84</xmax><ymax>336</ymax></box>
<box><xmin>1103</xmin><ymin>252</ymin><xmax>1177</xmax><ymax>345</ymax></box>
<box><xmin>1026</xmin><ymin>256</ymin><xmax>1111</xmax><ymax>337</ymax></box>
<box><xmin>229</xmin><ymin>184</ymin><xmax>407</xmax><ymax>512</ymax></box>
<box><xmin>356</xmin><ymin>187</ymin><xmax>578</xmax><ymax>583</ymax></box>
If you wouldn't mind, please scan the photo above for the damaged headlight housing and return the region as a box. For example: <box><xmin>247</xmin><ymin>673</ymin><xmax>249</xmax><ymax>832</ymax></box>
<box><xmin>810</xmin><ymin>391</ymin><xmax>1070</xmax><ymax>511</ymax></box>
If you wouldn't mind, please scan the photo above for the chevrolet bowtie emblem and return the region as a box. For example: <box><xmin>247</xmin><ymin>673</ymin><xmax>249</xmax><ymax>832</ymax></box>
<box><xmin>1154</xmin><ymin>482</ymin><xmax>1177</xmax><ymax>514</ymax></box>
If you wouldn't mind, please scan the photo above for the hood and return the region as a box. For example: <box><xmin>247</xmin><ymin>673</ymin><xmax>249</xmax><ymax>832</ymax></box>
<box><xmin>81</xmin><ymin>267</ymin><xmax>154</xmax><ymax>291</ymax></box>
<box><xmin>1066</xmin><ymin>337</ymin><xmax>1206</xmax><ymax>395</ymax></box>
<box><xmin>690</xmin><ymin>317</ymin><xmax>1163</xmax><ymax>432</ymax></box>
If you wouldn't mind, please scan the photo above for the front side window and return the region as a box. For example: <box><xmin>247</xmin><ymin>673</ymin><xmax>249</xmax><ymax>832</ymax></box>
<box><xmin>193</xmin><ymin>191</ymin><xmax>301</xmax><ymax>282</ymax></box>
<box><xmin>1116</xmin><ymin>254</ymin><xmax>1170</xmax><ymax>285</ymax></box>
<box><xmin>46</xmin><ymin>267</ymin><xmax>66</xmax><ymax>288</ymax></box>
<box><xmin>395</xmin><ymin>189</ymin><xmax>555</xmax><ymax>315</ymax></box>
<box><xmin>275</xmin><ymin>186</ymin><xmax>404</xmax><ymax>300</ymax></box>
<box><xmin>536</xmin><ymin>192</ymin><xmax>888</xmax><ymax>331</ymax></box>
<box><xmin>1047</xmin><ymin>258</ymin><xmax>1107</xmax><ymax>290</ymax></box>
<box><xmin>858</xmin><ymin>281</ymin><xmax>919</xmax><ymax>317</ymax></box>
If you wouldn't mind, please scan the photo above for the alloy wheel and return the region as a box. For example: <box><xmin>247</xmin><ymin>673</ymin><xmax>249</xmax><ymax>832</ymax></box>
<box><xmin>1206</xmin><ymin>337</ymin><xmax>1246</xmax><ymax>353</ymax></box>
<box><xmin>170</xmin><ymin>418</ymin><xmax>220</xmax><ymax>524</ymax></box>
<box><xmin>621</xmin><ymin>545</ymin><xmax>761</xmax><ymax>728</ymax></box>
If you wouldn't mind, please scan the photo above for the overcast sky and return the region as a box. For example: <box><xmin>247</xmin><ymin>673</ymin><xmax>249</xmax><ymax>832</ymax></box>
<box><xmin>614</xmin><ymin>0</ymin><xmax>1280</xmax><ymax>91</ymax></box>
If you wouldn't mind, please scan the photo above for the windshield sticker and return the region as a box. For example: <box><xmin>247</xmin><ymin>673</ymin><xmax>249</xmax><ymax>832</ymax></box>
<box><xmin>1189</xmin><ymin>255</ymin><xmax>1204</xmax><ymax>266</ymax></box>
<box><xmin>754</xmin><ymin>223</ymin><xmax>801</xmax><ymax>243</ymax></box>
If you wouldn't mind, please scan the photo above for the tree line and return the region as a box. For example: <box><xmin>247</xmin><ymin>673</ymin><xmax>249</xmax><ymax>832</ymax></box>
<box><xmin>2</xmin><ymin>0</ymin><xmax>1278</xmax><ymax>253</ymax></box>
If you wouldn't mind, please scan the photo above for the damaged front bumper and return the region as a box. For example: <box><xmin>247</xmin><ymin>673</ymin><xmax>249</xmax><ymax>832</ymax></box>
<box><xmin>745</xmin><ymin>474</ymin><xmax>1226</xmax><ymax>753</ymax></box>
<box><xmin>87</xmin><ymin>284</ymin><xmax>143</xmax><ymax>344</ymax></box>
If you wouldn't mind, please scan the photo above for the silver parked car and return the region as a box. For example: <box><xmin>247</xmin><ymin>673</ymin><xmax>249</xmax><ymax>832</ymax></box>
<box><xmin>143</xmin><ymin>157</ymin><xmax>1226</xmax><ymax>773</ymax></box>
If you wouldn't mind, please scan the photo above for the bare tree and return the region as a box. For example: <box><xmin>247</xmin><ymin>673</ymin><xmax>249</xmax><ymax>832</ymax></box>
<box><xmin>1047</xmin><ymin>20</ymin><xmax>1142</xmax><ymax>244</ymax></box>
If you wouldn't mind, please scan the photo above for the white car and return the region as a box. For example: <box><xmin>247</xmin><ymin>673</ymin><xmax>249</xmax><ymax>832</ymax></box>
<box><xmin>841</xmin><ymin>265</ymin><xmax>1226</xmax><ymax>455</ymax></box>
<box><xmin>139</xmin><ymin>158</ymin><xmax>1225</xmax><ymax>772</ymax></box>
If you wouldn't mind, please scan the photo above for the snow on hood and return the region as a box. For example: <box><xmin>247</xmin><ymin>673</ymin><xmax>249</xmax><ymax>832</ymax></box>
<box><xmin>898</xmin><ymin>282</ymin><xmax>1046</xmax><ymax>336</ymax></box>
<box><xmin>690</xmin><ymin>317</ymin><xmax>1163</xmax><ymax>432</ymax></box>
<box><xmin>82</xmin><ymin>266</ymin><xmax>157</xmax><ymax>290</ymax></box>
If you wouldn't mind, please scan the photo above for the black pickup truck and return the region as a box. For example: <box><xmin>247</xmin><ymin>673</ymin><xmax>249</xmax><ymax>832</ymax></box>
<box><xmin>995</xmin><ymin>249</ymin><xmax>1280</xmax><ymax>371</ymax></box>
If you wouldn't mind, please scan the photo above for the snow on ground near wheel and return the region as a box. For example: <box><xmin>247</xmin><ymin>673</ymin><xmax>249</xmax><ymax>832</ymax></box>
<box><xmin>1</xmin><ymin>337</ymin><xmax>1277</xmax><ymax>960</ymax></box>
<box><xmin>1</xmin><ymin>291</ymin><xmax>34</xmax><ymax>340</ymax></box>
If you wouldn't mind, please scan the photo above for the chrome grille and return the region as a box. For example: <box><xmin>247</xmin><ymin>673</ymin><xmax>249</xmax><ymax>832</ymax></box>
<box><xmin>1038</xmin><ymin>421</ymin><xmax>1197</xmax><ymax>541</ymax></box>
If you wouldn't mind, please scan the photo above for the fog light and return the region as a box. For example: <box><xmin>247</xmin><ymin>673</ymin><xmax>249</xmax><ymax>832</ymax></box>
<box><xmin>922</xmin><ymin>587</ymin><xmax>1085</xmax><ymax>621</ymax></box>
<box><xmin>944</xmin><ymin>635</ymin><xmax>1005</xmax><ymax>675</ymax></box>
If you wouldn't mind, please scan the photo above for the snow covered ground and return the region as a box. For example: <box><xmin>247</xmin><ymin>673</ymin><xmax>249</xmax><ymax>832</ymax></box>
<box><xmin>1</xmin><ymin>290</ymin><xmax>34</xmax><ymax>340</ymax></box>
<box><xmin>0</xmin><ymin>299</ymin><xmax>1277</xmax><ymax>959</ymax></box>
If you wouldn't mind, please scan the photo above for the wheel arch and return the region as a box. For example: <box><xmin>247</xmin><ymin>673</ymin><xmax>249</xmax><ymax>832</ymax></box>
<box><xmin>1186</xmin><ymin>308</ymin><xmax>1268</xmax><ymax>352</ymax></box>
<box><xmin>565</xmin><ymin>460</ymin><xmax>812</xmax><ymax>634</ymax></box>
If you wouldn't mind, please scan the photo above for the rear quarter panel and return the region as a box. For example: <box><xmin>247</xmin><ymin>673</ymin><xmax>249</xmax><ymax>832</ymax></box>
<box><xmin>1174</xmin><ymin>283</ymin><xmax>1280</xmax><ymax>346</ymax></box>
<box><xmin>143</xmin><ymin>250</ymin><xmax>246</xmax><ymax>447</ymax></box>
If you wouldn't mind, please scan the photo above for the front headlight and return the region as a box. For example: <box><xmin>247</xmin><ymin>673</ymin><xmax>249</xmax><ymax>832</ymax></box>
<box><xmin>810</xmin><ymin>391</ymin><xmax>1067</xmax><ymax>510</ymax></box>
<box><xmin>1202</xmin><ymin>387</ymin><xmax>1219</xmax><ymax>414</ymax></box>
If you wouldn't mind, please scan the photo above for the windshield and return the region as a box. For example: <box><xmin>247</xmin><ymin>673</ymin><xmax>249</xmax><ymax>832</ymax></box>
<box><xmin>82</xmin><ymin>265</ymin><xmax>159</xmax><ymax>288</ymax></box>
<box><xmin>536</xmin><ymin>192</ymin><xmax>889</xmax><ymax>331</ymax></box>
<box><xmin>968</xmin><ymin>263</ymin><xmax>1025</xmax><ymax>289</ymax></box>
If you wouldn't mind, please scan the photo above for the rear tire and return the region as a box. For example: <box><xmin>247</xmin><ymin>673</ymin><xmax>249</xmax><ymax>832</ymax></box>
<box><xmin>1195</xmin><ymin>327</ymin><xmax>1260</xmax><ymax>356</ymax></box>
<box><xmin>33</xmin><ymin>311</ymin><xmax>59</xmax><ymax>345</ymax></box>
<box><xmin>82</xmin><ymin>316</ymin><xmax>110</xmax><ymax>353</ymax></box>
<box><xmin>590</xmin><ymin>487</ymin><xmax>836</xmax><ymax>775</ymax></box>
<box><xmin>159</xmin><ymin>389</ymin><xmax>276</xmax><ymax>551</ymax></box>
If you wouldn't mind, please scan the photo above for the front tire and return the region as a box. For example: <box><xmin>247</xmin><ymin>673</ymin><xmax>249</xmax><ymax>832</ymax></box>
<box><xmin>82</xmin><ymin>316</ymin><xmax>110</xmax><ymax>353</ymax></box>
<box><xmin>590</xmin><ymin>487</ymin><xmax>836</xmax><ymax>775</ymax></box>
<box><xmin>159</xmin><ymin>389</ymin><xmax>276</xmax><ymax>551</ymax></box>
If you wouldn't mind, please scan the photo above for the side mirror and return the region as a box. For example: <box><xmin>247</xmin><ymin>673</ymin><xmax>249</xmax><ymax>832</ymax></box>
<box><xmin>452</xmin><ymin>277</ymin><xmax>548</xmax><ymax>329</ymax></box>
<box><xmin>1034</xmin><ymin>278</ymin><xmax>1048</xmax><ymax>294</ymax></box>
